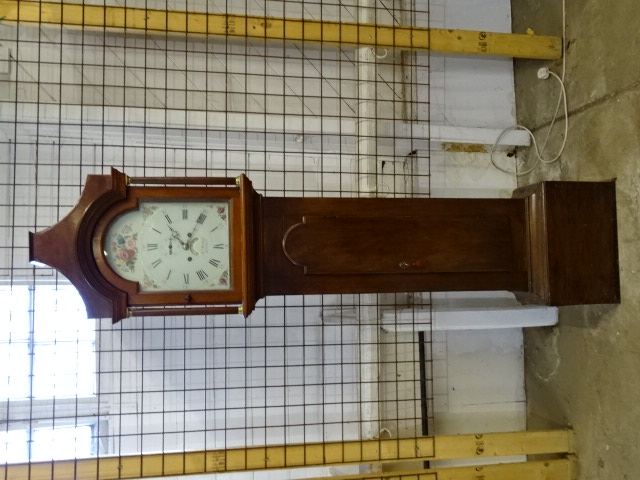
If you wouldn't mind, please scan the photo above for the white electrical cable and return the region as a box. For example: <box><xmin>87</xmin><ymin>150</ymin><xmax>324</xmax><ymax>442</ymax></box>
<box><xmin>490</xmin><ymin>0</ymin><xmax>568</xmax><ymax>176</ymax></box>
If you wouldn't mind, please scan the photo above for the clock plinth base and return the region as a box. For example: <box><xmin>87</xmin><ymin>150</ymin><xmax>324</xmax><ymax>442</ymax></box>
<box><xmin>513</xmin><ymin>181</ymin><xmax>620</xmax><ymax>306</ymax></box>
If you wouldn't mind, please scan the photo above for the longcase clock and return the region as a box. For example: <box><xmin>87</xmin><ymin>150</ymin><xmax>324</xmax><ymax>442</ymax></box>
<box><xmin>29</xmin><ymin>169</ymin><xmax>620</xmax><ymax>322</ymax></box>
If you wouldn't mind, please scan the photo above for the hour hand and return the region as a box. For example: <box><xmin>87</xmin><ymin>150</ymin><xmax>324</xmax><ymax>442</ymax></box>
<box><xmin>168</xmin><ymin>226</ymin><xmax>188</xmax><ymax>249</ymax></box>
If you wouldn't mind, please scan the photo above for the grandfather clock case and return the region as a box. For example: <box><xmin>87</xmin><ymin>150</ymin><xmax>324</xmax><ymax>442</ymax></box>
<box><xmin>30</xmin><ymin>169</ymin><xmax>620</xmax><ymax>322</ymax></box>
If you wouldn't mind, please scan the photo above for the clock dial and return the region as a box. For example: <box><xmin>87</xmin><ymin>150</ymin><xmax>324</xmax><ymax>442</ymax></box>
<box><xmin>104</xmin><ymin>201</ymin><xmax>231</xmax><ymax>291</ymax></box>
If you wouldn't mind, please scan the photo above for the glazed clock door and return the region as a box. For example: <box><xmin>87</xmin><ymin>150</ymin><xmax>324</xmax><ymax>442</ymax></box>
<box><xmin>90</xmin><ymin>182</ymin><xmax>250</xmax><ymax>314</ymax></box>
<box><xmin>28</xmin><ymin>169</ymin><xmax>259</xmax><ymax>322</ymax></box>
<box><xmin>103</xmin><ymin>201</ymin><xmax>232</xmax><ymax>292</ymax></box>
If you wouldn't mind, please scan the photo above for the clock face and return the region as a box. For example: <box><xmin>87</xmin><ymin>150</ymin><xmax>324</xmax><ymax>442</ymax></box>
<box><xmin>103</xmin><ymin>201</ymin><xmax>231</xmax><ymax>291</ymax></box>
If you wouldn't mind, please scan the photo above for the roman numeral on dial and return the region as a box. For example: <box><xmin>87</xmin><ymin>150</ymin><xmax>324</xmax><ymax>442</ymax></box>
<box><xmin>196</xmin><ymin>269</ymin><xmax>208</xmax><ymax>281</ymax></box>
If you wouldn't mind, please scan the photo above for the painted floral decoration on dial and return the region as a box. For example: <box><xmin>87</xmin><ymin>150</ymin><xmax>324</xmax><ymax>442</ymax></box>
<box><xmin>110</xmin><ymin>225</ymin><xmax>139</xmax><ymax>273</ymax></box>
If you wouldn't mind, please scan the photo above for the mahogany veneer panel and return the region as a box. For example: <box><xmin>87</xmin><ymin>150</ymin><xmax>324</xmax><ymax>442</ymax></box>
<box><xmin>513</xmin><ymin>181</ymin><xmax>620</xmax><ymax>305</ymax></box>
<box><xmin>260</xmin><ymin>197</ymin><xmax>530</xmax><ymax>296</ymax></box>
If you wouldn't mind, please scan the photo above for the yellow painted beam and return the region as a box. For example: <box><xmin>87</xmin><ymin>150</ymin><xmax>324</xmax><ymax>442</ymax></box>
<box><xmin>0</xmin><ymin>0</ymin><xmax>561</xmax><ymax>60</ymax></box>
<box><xmin>304</xmin><ymin>458</ymin><xmax>577</xmax><ymax>480</ymax></box>
<box><xmin>0</xmin><ymin>430</ymin><xmax>574</xmax><ymax>480</ymax></box>
<box><xmin>434</xmin><ymin>429</ymin><xmax>575</xmax><ymax>459</ymax></box>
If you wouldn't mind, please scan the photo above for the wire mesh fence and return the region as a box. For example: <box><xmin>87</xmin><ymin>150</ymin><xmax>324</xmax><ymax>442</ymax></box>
<box><xmin>0</xmin><ymin>1</ymin><xmax>433</xmax><ymax>477</ymax></box>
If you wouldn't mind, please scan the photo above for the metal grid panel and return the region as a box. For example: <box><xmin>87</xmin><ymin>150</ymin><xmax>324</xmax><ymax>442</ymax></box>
<box><xmin>0</xmin><ymin>0</ymin><xmax>432</xmax><ymax>477</ymax></box>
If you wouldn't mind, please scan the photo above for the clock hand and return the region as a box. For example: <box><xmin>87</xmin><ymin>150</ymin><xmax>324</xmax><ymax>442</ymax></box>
<box><xmin>167</xmin><ymin>225</ymin><xmax>189</xmax><ymax>250</ymax></box>
<box><xmin>186</xmin><ymin>211</ymin><xmax>205</xmax><ymax>246</ymax></box>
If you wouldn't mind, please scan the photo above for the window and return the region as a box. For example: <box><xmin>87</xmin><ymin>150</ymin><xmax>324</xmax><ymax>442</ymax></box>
<box><xmin>0</xmin><ymin>285</ymin><xmax>98</xmax><ymax>463</ymax></box>
<box><xmin>0</xmin><ymin>425</ymin><xmax>95</xmax><ymax>463</ymax></box>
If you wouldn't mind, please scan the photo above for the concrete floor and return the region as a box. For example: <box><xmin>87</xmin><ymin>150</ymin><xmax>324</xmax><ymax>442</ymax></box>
<box><xmin>511</xmin><ymin>0</ymin><xmax>640</xmax><ymax>478</ymax></box>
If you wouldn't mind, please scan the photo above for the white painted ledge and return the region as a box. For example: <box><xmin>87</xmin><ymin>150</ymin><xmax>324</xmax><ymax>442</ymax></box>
<box><xmin>321</xmin><ymin>304</ymin><xmax>558</xmax><ymax>331</ymax></box>
<box><xmin>2</xmin><ymin>104</ymin><xmax>531</xmax><ymax>154</ymax></box>
<box><xmin>380</xmin><ymin>305</ymin><xmax>558</xmax><ymax>333</ymax></box>
<box><xmin>395</xmin><ymin>123</ymin><xmax>531</xmax><ymax>151</ymax></box>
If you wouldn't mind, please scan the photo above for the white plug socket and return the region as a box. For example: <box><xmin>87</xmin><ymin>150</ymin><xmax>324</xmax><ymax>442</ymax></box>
<box><xmin>537</xmin><ymin>67</ymin><xmax>550</xmax><ymax>80</ymax></box>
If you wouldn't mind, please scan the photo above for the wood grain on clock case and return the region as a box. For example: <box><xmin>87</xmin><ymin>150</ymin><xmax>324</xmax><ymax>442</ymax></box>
<box><xmin>260</xmin><ymin>196</ymin><xmax>530</xmax><ymax>296</ymax></box>
<box><xmin>260</xmin><ymin>181</ymin><xmax>619</xmax><ymax>305</ymax></box>
<box><xmin>512</xmin><ymin>181</ymin><xmax>620</xmax><ymax>306</ymax></box>
<box><xmin>29</xmin><ymin>169</ymin><xmax>129</xmax><ymax>320</ymax></box>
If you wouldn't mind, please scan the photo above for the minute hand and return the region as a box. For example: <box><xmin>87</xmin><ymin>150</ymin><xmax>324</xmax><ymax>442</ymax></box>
<box><xmin>187</xmin><ymin>212</ymin><xmax>207</xmax><ymax>245</ymax></box>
